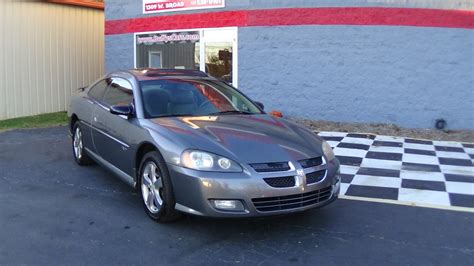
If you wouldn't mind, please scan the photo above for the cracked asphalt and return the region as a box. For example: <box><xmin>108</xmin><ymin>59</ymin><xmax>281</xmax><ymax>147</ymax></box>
<box><xmin>0</xmin><ymin>127</ymin><xmax>473</xmax><ymax>265</ymax></box>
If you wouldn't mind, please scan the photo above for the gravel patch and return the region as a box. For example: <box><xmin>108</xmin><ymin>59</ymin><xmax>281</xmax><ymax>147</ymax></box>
<box><xmin>292</xmin><ymin>118</ymin><xmax>474</xmax><ymax>143</ymax></box>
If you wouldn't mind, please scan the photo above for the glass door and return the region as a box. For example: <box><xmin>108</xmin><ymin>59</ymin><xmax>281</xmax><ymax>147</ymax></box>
<box><xmin>205</xmin><ymin>42</ymin><xmax>232</xmax><ymax>84</ymax></box>
<box><xmin>200</xmin><ymin>28</ymin><xmax>238</xmax><ymax>87</ymax></box>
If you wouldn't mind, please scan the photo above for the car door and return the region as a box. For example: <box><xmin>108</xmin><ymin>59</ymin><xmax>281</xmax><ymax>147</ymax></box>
<box><xmin>82</xmin><ymin>78</ymin><xmax>110</xmax><ymax>153</ymax></box>
<box><xmin>91</xmin><ymin>77</ymin><xmax>135</xmax><ymax>174</ymax></box>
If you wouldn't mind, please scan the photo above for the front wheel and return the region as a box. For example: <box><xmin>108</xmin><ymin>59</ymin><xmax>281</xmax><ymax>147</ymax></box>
<box><xmin>139</xmin><ymin>151</ymin><xmax>181</xmax><ymax>222</ymax></box>
<box><xmin>72</xmin><ymin>122</ymin><xmax>94</xmax><ymax>166</ymax></box>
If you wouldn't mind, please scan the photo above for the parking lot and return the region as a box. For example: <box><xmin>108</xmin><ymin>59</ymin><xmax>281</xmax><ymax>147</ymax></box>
<box><xmin>0</xmin><ymin>127</ymin><xmax>473</xmax><ymax>265</ymax></box>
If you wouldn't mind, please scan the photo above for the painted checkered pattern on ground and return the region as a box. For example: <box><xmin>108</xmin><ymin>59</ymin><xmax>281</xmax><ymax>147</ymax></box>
<box><xmin>316</xmin><ymin>132</ymin><xmax>474</xmax><ymax>209</ymax></box>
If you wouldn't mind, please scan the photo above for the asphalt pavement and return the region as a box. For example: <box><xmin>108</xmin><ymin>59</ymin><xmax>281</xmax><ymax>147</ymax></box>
<box><xmin>0</xmin><ymin>127</ymin><xmax>473</xmax><ymax>265</ymax></box>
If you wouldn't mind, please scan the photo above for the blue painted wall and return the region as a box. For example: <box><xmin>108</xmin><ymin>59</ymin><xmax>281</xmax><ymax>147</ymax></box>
<box><xmin>105</xmin><ymin>1</ymin><xmax>474</xmax><ymax>129</ymax></box>
<box><xmin>105</xmin><ymin>34</ymin><xmax>134</xmax><ymax>72</ymax></box>
<box><xmin>238</xmin><ymin>26</ymin><xmax>473</xmax><ymax>129</ymax></box>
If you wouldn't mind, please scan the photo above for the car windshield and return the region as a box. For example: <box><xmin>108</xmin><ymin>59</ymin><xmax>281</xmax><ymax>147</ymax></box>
<box><xmin>140</xmin><ymin>79</ymin><xmax>263</xmax><ymax>118</ymax></box>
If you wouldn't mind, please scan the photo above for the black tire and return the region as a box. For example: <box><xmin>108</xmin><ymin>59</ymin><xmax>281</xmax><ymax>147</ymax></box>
<box><xmin>72</xmin><ymin>122</ymin><xmax>94</xmax><ymax>166</ymax></box>
<box><xmin>139</xmin><ymin>151</ymin><xmax>181</xmax><ymax>222</ymax></box>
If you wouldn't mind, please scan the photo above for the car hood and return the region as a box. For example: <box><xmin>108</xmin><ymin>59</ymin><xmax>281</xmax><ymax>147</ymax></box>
<box><xmin>148</xmin><ymin>114</ymin><xmax>324</xmax><ymax>164</ymax></box>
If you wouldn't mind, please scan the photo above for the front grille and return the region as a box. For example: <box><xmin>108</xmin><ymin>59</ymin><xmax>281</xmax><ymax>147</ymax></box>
<box><xmin>306</xmin><ymin>170</ymin><xmax>326</xmax><ymax>184</ymax></box>
<box><xmin>252</xmin><ymin>186</ymin><xmax>332</xmax><ymax>212</ymax></box>
<box><xmin>250</xmin><ymin>162</ymin><xmax>290</xmax><ymax>172</ymax></box>
<box><xmin>263</xmin><ymin>176</ymin><xmax>295</xmax><ymax>188</ymax></box>
<box><xmin>298</xmin><ymin>157</ymin><xmax>323</xmax><ymax>168</ymax></box>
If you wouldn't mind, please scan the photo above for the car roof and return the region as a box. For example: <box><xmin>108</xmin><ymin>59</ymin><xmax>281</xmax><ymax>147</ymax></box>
<box><xmin>127</xmin><ymin>68</ymin><xmax>210</xmax><ymax>81</ymax></box>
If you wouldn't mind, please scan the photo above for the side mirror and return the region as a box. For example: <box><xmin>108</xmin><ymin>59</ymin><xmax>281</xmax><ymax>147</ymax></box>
<box><xmin>110</xmin><ymin>105</ymin><xmax>133</xmax><ymax>117</ymax></box>
<box><xmin>255</xmin><ymin>101</ymin><xmax>265</xmax><ymax>110</ymax></box>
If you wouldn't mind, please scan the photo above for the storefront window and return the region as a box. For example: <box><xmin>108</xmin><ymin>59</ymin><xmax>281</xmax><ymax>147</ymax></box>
<box><xmin>135</xmin><ymin>28</ymin><xmax>237</xmax><ymax>87</ymax></box>
<box><xmin>135</xmin><ymin>31</ymin><xmax>200</xmax><ymax>70</ymax></box>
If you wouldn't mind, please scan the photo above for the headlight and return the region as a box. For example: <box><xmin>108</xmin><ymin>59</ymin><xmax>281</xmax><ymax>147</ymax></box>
<box><xmin>322</xmin><ymin>141</ymin><xmax>335</xmax><ymax>161</ymax></box>
<box><xmin>181</xmin><ymin>150</ymin><xmax>243</xmax><ymax>172</ymax></box>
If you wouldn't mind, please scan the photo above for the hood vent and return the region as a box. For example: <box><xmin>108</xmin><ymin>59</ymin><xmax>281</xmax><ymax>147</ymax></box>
<box><xmin>250</xmin><ymin>162</ymin><xmax>290</xmax><ymax>172</ymax></box>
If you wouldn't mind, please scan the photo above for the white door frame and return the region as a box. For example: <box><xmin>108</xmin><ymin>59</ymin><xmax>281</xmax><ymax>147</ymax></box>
<box><xmin>200</xmin><ymin>28</ymin><xmax>238</xmax><ymax>87</ymax></box>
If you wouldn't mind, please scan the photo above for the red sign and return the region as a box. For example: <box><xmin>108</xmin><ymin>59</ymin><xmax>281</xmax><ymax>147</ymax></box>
<box><xmin>143</xmin><ymin>0</ymin><xmax>225</xmax><ymax>14</ymax></box>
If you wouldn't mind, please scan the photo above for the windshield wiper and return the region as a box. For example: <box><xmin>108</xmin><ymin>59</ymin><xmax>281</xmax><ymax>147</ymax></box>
<box><xmin>208</xmin><ymin>110</ymin><xmax>254</xmax><ymax>116</ymax></box>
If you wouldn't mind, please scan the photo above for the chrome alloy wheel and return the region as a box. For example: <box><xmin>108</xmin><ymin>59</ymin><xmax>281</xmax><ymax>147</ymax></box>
<box><xmin>141</xmin><ymin>162</ymin><xmax>164</xmax><ymax>214</ymax></box>
<box><xmin>73</xmin><ymin>127</ymin><xmax>83</xmax><ymax>160</ymax></box>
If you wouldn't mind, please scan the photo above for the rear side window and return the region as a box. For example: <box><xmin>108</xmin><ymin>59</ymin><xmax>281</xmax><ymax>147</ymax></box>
<box><xmin>102</xmin><ymin>78</ymin><xmax>134</xmax><ymax>107</ymax></box>
<box><xmin>88</xmin><ymin>79</ymin><xmax>110</xmax><ymax>101</ymax></box>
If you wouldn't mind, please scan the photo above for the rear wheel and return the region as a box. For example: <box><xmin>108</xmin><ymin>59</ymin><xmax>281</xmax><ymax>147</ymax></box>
<box><xmin>72</xmin><ymin>122</ymin><xmax>93</xmax><ymax>165</ymax></box>
<box><xmin>139</xmin><ymin>151</ymin><xmax>181</xmax><ymax>222</ymax></box>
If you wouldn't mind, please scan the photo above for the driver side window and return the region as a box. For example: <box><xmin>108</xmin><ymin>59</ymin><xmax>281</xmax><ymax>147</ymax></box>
<box><xmin>88</xmin><ymin>78</ymin><xmax>110</xmax><ymax>101</ymax></box>
<box><xmin>102</xmin><ymin>78</ymin><xmax>134</xmax><ymax>107</ymax></box>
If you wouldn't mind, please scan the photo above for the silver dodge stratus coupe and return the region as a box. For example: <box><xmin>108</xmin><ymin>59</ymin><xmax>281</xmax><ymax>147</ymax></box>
<box><xmin>68</xmin><ymin>69</ymin><xmax>340</xmax><ymax>222</ymax></box>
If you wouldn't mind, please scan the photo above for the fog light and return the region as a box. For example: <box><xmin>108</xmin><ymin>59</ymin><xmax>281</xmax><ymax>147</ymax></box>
<box><xmin>210</xmin><ymin>200</ymin><xmax>245</xmax><ymax>212</ymax></box>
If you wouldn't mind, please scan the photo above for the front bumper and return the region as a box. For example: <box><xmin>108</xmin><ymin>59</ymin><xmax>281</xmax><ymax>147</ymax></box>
<box><xmin>168</xmin><ymin>159</ymin><xmax>340</xmax><ymax>218</ymax></box>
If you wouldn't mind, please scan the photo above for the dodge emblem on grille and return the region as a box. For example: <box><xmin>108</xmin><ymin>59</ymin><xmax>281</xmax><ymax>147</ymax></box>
<box><xmin>296</xmin><ymin>169</ymin><xmax>305</xmax><ymax>187</ymax></box>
